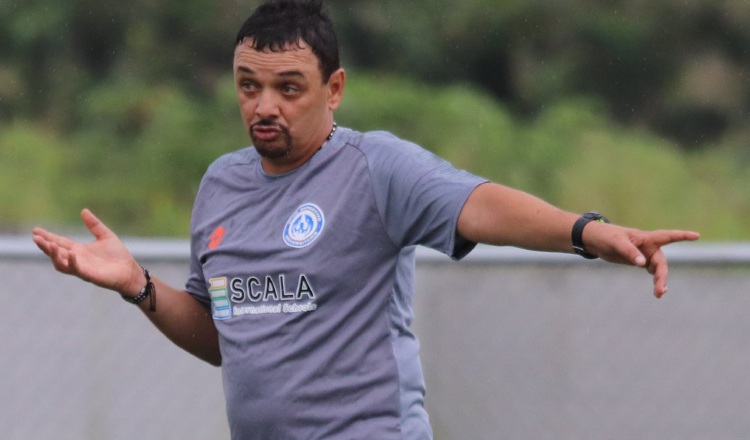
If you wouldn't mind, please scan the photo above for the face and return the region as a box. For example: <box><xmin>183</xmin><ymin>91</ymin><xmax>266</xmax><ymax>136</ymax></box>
<box><xmin>233</xmin><ymin>39</ymin><xmax>345</xmax><ymax>174</ymax></box>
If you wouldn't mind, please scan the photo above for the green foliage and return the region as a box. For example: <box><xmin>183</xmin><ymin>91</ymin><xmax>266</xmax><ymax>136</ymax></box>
<box><xmin>6</xmin><ymin>75</ymin><xmax>246</xmax><ymax>236</ymax></box>
<box><xmin>330</xmin><ymin>0</ymin><xmax>750</xmax><ymax>148</ymax></box>
<box><xmin>2</xmin><ymin>69</ymin><xmax>748</xmax><ymax>239</ymax></box>
<box><xmin>1</xmin><ymin>1</ymin><xmax>749</xmax><ymax>240</ymax></box>
<box><xmin>340</xmin><ymin>74</ymin><xmax>749</xmax><ymax>239</ymax></box>
<box><xmin>0</xmin><ymin>123</ymin><xmax>65</xmax><ymax>230</ymax></box>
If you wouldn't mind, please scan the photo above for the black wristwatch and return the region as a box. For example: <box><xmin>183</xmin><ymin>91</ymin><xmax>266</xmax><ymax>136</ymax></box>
<box><xmin>571</xmin><ymin>212</ymin><xmax>609</xmax><ymax>259</ymax></box>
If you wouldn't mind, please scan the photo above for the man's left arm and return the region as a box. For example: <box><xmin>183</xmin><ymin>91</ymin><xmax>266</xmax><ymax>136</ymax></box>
<box><xmin>456</xmin><ymin>182</ymin><xmax>700</xmax><ymax>298</ymax></box>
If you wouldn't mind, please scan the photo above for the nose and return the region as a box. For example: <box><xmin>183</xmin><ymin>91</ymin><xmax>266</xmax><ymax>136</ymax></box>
<box><xmin>255</xmin><ymin>89</ymin><xmax>280</xmax><ymax>119</ymax></box>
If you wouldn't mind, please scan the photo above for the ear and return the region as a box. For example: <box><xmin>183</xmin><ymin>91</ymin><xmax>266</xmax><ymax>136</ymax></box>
<box><xmin>326</xmin><ymin>68</ymin><xmax>346</xmax><ymax>111</ymax></box>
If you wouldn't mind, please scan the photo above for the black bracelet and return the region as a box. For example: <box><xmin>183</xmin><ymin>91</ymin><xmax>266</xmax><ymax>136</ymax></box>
<box><xmin>572</xmin><ymin>212</ymin><xmax>609</xmax><ymax>259</ymax></box>
<box><xmin>122</xmin><ymin>265</ymin><xmax>157</xmax><ymax>312</ymax></box>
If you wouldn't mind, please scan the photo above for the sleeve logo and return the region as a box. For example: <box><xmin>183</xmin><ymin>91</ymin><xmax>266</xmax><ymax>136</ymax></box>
<box><xmin>283</xmin><ymin>203</ymin><xmax>325</xmax><ymax>248</ymax></box>
<box><xmin>208</xmin><ymin>225</ymin><xmax>226</xmax><ymax>250</ymax></box>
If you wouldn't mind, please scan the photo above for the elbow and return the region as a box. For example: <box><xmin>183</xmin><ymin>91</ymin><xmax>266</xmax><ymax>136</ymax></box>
<box><xmin>194</xmin><ymin>341</ymin><xmax>222</xmax><ymax>367</ymax></box>
<box><xmin>204</xmin><ymin>352</ymin><xmax>222</xmax><ymax>367</ymax></box>
<box><xmin>207</xmin><ymin>347</ymin><xmax>222</xmax><ymax>367</ymax></box>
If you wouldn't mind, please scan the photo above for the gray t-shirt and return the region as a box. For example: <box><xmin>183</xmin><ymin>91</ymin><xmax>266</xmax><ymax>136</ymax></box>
<box><xmin>186</xmin><ymin>127</ymin><xmax>486</xmax><ymax>439</ymax></box>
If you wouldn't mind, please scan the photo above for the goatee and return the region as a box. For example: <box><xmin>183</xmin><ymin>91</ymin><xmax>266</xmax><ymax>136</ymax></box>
<box><xmin>251</xmin><ymin>121</ymin><xmax>293</xmax><ymax>159</ymax></box>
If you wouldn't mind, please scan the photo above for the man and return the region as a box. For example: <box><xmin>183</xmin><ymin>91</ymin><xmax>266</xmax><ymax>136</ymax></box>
<box><xmin>32</xmin><ymin>1</ymin><xmax>700</xmax><ymax>439</ymax></box>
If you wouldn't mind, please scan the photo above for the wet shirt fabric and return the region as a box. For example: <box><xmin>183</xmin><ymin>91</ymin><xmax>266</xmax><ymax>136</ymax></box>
<box><xmin>186</xmin><ymin>127</ymin><xmax>487</xmax><ymax>440</ymax></box>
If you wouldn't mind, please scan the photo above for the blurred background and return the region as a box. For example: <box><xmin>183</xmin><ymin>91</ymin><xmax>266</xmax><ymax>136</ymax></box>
<box><xmin>2</xmin><ymin>1</ymin><xmax>750</xmax><ymax>439</ymax></box>
<box><xmin>0</xmin><ymin>0</ymin><xmax>748</xmax><ymax>238</ymax></box>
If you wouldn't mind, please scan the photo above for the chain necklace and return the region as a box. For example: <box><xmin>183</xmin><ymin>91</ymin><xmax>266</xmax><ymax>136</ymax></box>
<box><xmin>326</xmin><ymin>122</ymin><xmax>338</xmax><ymax>141</ymax></box>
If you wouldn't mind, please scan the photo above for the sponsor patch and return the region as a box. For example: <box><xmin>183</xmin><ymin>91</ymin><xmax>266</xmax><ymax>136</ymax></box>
<box><xmin>209</xmin><ymin>277</ymin><xmax>232</xmax><ymax>320</ymax></box>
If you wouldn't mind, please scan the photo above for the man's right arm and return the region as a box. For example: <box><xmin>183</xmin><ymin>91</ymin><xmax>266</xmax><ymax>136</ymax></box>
<box><xmin>32</xmin><ymin>209</ymin><xmax>221</xmax><ymax>366</ymax></box>
<box><xmin>128</xmin><ymin>275</ymin><xmax>221</xmax><ymax>366</ymax></box>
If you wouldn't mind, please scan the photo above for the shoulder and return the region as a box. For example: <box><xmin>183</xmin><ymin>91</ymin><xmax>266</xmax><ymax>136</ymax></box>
<box><xmin>195</xmin><ymin>146</ymin><xmax>259</xmax><ymax>195</ymax></box>
<box><xmin>338</xmin><ymin>127</ymin><xmax>486</xmax><ymax>189</ymax></box>
<box><xmin>205</xmin><ymin>146</ymin><xmax>258</xmax><ymax>175</ymax></box>
<box><xmin>343</xmin><ymin>129</ymin><xmax>441</xmax><ymax>169</ymax></box>
<box><xmin>355</xmin><ymin>130</ymin><xmax>422</xmax><ymax>154</ymax></box>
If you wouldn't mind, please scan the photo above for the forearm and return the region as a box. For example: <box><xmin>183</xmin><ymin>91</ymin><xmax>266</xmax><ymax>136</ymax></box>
<box><xmin>124</xmin><ymin>273</ymin><xmax>221</xmax><ymax>367</ymax></box>
<box><xmin>457</xmin><ymin>182</ymin><xmax>579</xmax><ymax>253</ymax></box>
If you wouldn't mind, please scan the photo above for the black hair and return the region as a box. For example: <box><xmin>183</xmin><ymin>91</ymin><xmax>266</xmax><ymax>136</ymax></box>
<box><xmin>235</xmin><ymin>0</ymin><xmax>340</xmax><ymax>82</ymax></box>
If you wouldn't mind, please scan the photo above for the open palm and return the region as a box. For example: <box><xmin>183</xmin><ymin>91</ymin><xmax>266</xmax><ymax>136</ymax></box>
<box><xmin>32</xmin><ymin>209</ymin><xmax>141</xmax><ymax>294</ymax></box>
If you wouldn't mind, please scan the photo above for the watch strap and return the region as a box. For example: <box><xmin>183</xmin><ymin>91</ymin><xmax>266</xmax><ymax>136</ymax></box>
<box><xmin>572</xmin><ymin>212</ymin><xmax>609</xmax><ymax>259</ymax></box>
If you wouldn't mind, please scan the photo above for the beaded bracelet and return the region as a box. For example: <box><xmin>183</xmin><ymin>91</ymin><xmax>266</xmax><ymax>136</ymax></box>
<box><xmin>121</xmin><ymin>265</ymin><xmax>156</xmax><ymax>312</ymax></box>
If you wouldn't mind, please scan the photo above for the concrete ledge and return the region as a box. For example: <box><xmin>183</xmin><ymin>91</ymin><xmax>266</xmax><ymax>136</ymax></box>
<box><xmin>4</xmin><ymin>235</ymin><xmax>749</xmax><ymax>265</ymax></box>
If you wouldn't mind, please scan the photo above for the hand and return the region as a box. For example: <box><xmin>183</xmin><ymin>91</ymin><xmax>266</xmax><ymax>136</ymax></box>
<box><xmin>583</xmin><ymin>222</ymin><xmax>700</xmax><ymax>298</ymax></box>
<box><xmin>32</xmin><ymin>209</ymin><xmax>144</xmax><ymax>296</ymax></box>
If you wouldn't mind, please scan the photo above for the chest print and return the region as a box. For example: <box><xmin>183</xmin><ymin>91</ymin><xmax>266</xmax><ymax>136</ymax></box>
<box><xmin>283</xmin><ymin>203</ymin><xmax>325</xmax><ymax>248</ymax></box>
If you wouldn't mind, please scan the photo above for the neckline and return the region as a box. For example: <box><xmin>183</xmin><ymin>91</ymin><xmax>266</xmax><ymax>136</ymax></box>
<box><xmin>255</xmin><ymin>124</ymin><xmax>343</xmax><ymax>183</ymax></box>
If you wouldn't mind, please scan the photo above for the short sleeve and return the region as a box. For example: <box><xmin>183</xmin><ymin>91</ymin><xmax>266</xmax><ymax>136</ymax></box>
<box><xmin>359</xmin><ymin>132</ymin><xmax>488</xmax><ymax>260</ymax></box>
<box><xmin>183</xmin><ymin>170</ymin><xmax>216</xmax><ymax>308</ymax></box>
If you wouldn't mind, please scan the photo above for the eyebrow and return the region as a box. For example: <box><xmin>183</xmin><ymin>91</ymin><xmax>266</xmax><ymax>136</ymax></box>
<box><xmin>236</xmin><ymin>66</ymin><xmax>305</xmax><ymax>79</ymax></box>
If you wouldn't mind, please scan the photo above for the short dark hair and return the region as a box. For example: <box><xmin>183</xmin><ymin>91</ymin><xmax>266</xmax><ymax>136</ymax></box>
<box><xmin>235</xmin><ymin>0</ymin><xmax>340</xmax><ymax>82</ymax></box>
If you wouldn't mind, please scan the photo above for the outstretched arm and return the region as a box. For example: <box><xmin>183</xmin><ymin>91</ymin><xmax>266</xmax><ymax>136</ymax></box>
<box><xmin>32</xmin><ymin>209</ymin><xmax>221</xmax><ymax>366</ymax></box>
<box><xmin>457</xmin><ymin>182</ymin><xmax>700</xmax><ymax>298</ymax></box>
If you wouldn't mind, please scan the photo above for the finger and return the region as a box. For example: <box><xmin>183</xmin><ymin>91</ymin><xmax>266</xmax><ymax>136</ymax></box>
<box><xmin>653</xmin><ymin>267</ymin><xmax>668</xmax><ymax>298</ymax></box>
<box><xmin>32</xmin><ymin>232</ymin><xmax>53</xmax><ymax>256</ymax></box>
<box><xmin>68</xmin><ymin>251</ymin><xmax>81</xmax><ymax>278</ymax></box>
<box><xmin>610</xmin><ymin>238</ymin><xmax>648</xmax><ymax>267</ymax></box>
<box><xmin>31</xmin><ymin>228</ymin><xmax>54</xmax><ymax>247</ymax></box>
<box><xmin>32</xmin><ymin>227</ymin><xmax>82</xmax><ymax>276</ymax></box>
<box><xmin>648</xmin><ymin>229</ymin><xmax>701</xmax><ymax>247</ymax></box>
<box><xmin>32</xmin><ymin>232</ymin><xmax>58</xmax><ymax>260</ymax></box>
<box><xmin>48</xmin><ymin>242</ymin><xmax>73</xmax><ymax>274</ymax></box>
<box><xmin>649</xmin><ymin>250</ymin><xmax>669</xmax><ymax>298</ymax></box>
<box><xmin>81</xmin><ymin>209</ymin><xmax>114</xmax><ymax>240</ymax></box>
<box><xmin>32</xmin><ymin>227</ymin><xmax>48</xmax><ymax>239</ymax></box>
<box><xmin>32</xmin><ymin>227</ymin><xmax>54</xmax><ymax>247</ymax></box>
<box><xmin>34</xmin><ymin>227</ymin><xmax>76</xmax><ymax>251</ymax></box>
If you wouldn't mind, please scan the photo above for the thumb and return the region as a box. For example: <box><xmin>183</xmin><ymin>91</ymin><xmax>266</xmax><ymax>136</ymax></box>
<box><xmin>81</xmin><ymin>209</ymin><xmax>114</xmax><ymax>240</ymax></box>
<box><xmin>606</xmin><ymin>232</ymin><xmax>647</xmax><ymax>267</ymax></box>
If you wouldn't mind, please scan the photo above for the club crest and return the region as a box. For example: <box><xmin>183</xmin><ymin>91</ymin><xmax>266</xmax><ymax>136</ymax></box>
<box><xmin>283</xmin><ymin>203</ymin><xmax>325</xmax><ymax>248</ymax></box>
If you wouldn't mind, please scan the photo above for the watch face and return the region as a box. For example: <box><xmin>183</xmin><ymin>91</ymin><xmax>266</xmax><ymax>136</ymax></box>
<box><xmin>584</xmin><ymin>212</ymin><xmax>609</xmax><ymax>223</ymax></box>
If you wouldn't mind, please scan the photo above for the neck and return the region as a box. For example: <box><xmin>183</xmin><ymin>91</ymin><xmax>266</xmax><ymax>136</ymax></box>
<box><xmin>260</xmin><ymin>122</ymin><xmax>338</xmax><ymax>175</ymax></box>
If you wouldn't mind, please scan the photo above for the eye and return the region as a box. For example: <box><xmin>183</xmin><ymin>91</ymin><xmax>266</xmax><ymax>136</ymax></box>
<box><xmin>239</xmin><ymin>80</ymin><xmax>258</xmax><ymax>94</ymax></box>
<box><xmin>281</xmin><ymin>83</ymin><xmax>301</xmax><ymax>95</ymax></box>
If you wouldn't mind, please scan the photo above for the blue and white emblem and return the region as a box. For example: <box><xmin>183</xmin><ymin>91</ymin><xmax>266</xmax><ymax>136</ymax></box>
<box><xmin>283</xmin><ymin>203</ymin><xmax>325</xmax><ymax>248</ymax></box>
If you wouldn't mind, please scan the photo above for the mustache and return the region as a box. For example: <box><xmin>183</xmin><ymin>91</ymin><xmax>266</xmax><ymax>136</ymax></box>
<box><xmin>251</xmin><ymin>119</ymin><xmax>288</xmax><ymax>131</ymax></box>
